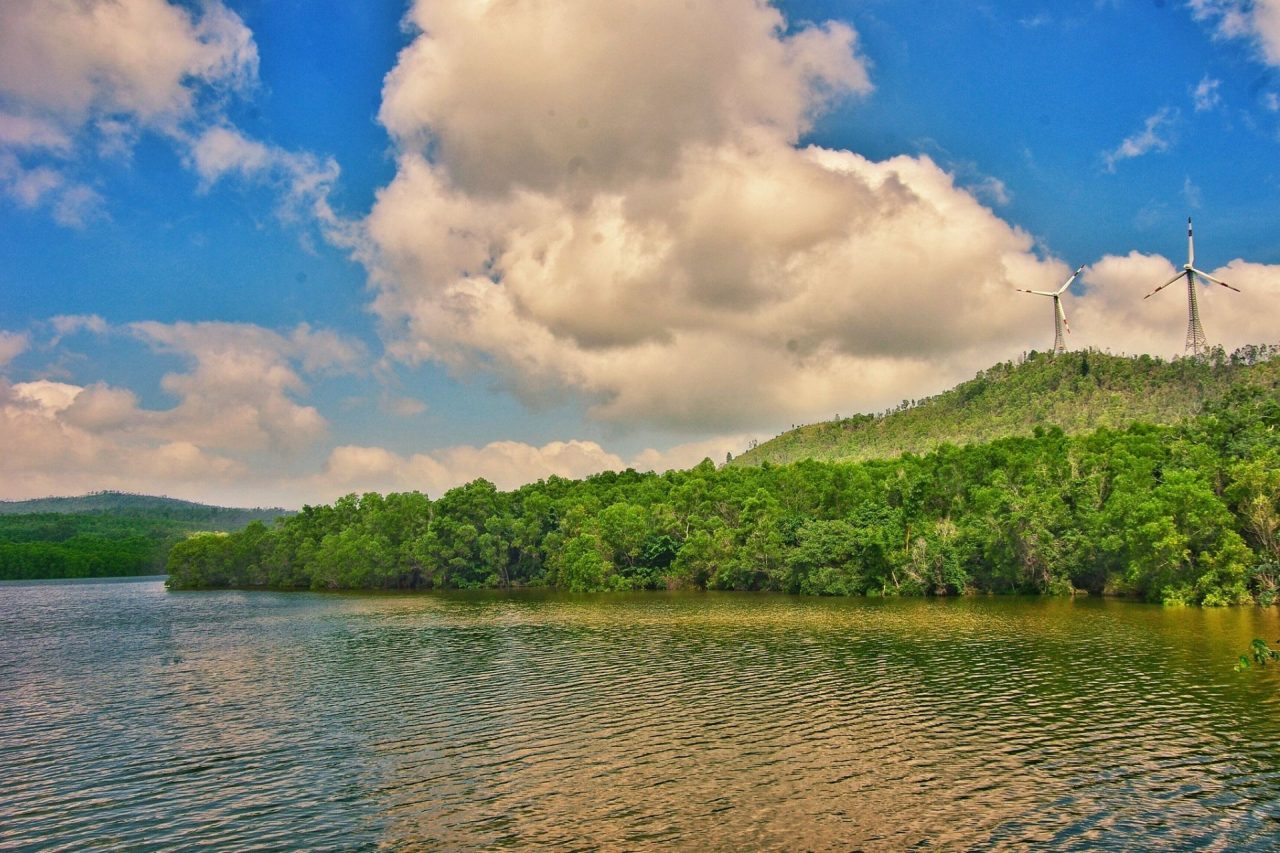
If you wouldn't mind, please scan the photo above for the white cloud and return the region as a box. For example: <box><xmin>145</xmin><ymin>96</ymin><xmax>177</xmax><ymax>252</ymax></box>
<box><xmin>49</xmin><ymin>314</ymin><xmax>109</xmax><ymax>342</ymax></box>
<box><xmin>0</xmin><ymin>0</ymin><xmax>256</xmax><ymax>129</ymax></box>
<box><xmin>359</xmin><ymin>0</ymin><xmax>1073</xmax><ymax>433</ymax></box>
<box><xmin>0</xmin><ymin>343</ymin><xmax>755</xmax><ymax>501</ymax></box>
<box><xmin>0</xmin><ymin>113</ymin><xmax>71</xmax><ymax>152</ymax></box>
<box><xmin>62</xmin><ymin>383</ymin><xmax>144</xmax><ymax>432</ymax></box>
<box><xmin>1103</xmin><ymin>107</ymin><xmax>1178</xmax><ymax>172</ymax></box>
<box><xmin>313</xmin><ymin>440</ymin><xmax>626</xmax><ymax>500</ymax></box>
<box><xmin>0</xmin><ymin>377</ymin><xmax>244</xmax><ymax>500</ymax></box>
<box><xmin>385</xmin><ymin>396</ymin><xmax>427</xmax><ymax>417</ymax></box>
<box><xmin>127</xmin><ymin>320</ymin><xmax>364</xmax><ymax>452</ymax></box>
<box><xmin>189</xmin><ymin>126</ymin><xmax>341</xmax><ymax>225</ymax></box>
<box><xmin>1191</xmin><ymin>0</ymin><xmax>1280</xmax><ymax>66</ymax></box>
<box><xmin>309</xmin><ymin>434</ymin><xmax>754</xmax><ymax>502</ymax></box>
<box><xmin>11</xmin><ymin>379</ymin><xmax>81</xmax><ymax>413</ymax></box>
<box><xmin>0</xmin><ymin>331</ymin><xmax>28</xmax><ymax>367</ymax></box>
<box><xmin>190</xmin><ymin>125</ymin><xmax>274</xmax><ymax>180</ymax></box>
<box><xmin>379</xmin><ymin>0</ymin><xmax>870</xmax><ymax>196</ymax></box>
<box><xmin>0</xmin><ymin>158</ymin><xmax>62</xmax><ymax>207</ymax></box>
<box><xmin>1183</xmin><ymin>175</ymin><xmax>1202</xmax><ymax>208</ymax></box>
<box><xmin>0</xmin><ymin>151</ymin><xmax>104</xmax><ymax>226</ymax></box>
<box><xmin>968</xmin><ymin>175</ymin><xmax>1012</xmax><ymax>206</ymax></box>
<box><xmin>0</xmin><ymin>319</ymin><xmax>371</xmax><ymax>504</ymax></box>
<box><xmin>1192</xmin><ymin>75</ymin><xmax>1222</xmax><ymax>111</ymax></box>
<box><xmin>0</xmin><ymin>0</ymin><xmax>254</xmax><ymax>225</ymax></box>
<box><xmin>51</xmin><ymin>184</ymin><xmax>106</xmax><ymax>228</ymax></box>
<box><xmin>630</xmin><ymin>434</ymin><xmax>758</xmax><ymax>472</ymax></box>
<box><xmin>0</xmin><ymin>1</ymin><xmax>337</xmax><ymax>231</ymax></box>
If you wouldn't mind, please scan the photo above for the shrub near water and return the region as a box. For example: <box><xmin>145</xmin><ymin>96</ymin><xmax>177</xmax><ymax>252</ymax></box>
<box><xmin>169</xmin><ymin>385</ymin><xmax>1280</xmax><ymax>605</ymax></box>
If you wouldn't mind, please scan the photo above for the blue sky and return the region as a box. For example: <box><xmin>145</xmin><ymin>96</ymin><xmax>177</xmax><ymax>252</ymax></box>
<box><xmin>1</xmin><ymin>0</ymin><xmax>1278</xmax><ymax>506</ymax></box>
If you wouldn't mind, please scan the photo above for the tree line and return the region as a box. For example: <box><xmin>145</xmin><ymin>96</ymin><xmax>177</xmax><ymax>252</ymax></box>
<box><xmin>167</xmin><ymin>386</ymin><xmax>1280</xmax><ymax>605</ymax></box>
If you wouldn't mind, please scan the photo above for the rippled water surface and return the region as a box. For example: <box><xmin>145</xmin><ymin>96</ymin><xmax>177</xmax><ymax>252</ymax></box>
<box><xmin>4</xmin><ymin>579</ymin><xmax>1280</xmax><ymax>850</ymax></box>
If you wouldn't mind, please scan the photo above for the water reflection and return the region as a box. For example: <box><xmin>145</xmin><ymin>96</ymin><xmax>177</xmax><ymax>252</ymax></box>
<box><xmin>2</xmin><ymin>580</ymin><xmax>1279</xmax><ymax>850</ymax></box>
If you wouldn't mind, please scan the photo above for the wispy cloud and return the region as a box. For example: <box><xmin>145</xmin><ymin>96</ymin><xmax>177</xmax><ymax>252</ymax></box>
<box><xmin>0</xmin><ymin>330</ymin><xmax>29</xmax><ymax>367</ymax></box>
<box><xmin>0</xmin><ymin>0</ymin><xmax>339</xmax><ymax>234</ymax></box>
<box><xmin>1192</xmin><ymin>75</ymin><xmax>1223</xmax><ymax>111</ymax></box>
<box><xmin>914</xmin><ymin>138</ymin><xmax>1013</xmax><ymax>205</ymax></box>
<box><xmin>1102</xmin><ymin>107</ymin><xmax>1178</xmax><ymax>172</ymax></box>
<box><xmin>1190</xmin><ymin>0</ymin><xmax>1280</xmax><ymax>67</ymax></box>
<box><xmin>1183</xmin><ymin>175</ymin><xmax>1202</xmax><ymax>208</ymax></box>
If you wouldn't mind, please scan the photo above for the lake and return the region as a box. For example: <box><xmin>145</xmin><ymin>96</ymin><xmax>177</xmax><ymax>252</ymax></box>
<box><xmin>3</xmin><ymin>577</ymin><xmax>1280</xmax><ymax>850</ymax></box>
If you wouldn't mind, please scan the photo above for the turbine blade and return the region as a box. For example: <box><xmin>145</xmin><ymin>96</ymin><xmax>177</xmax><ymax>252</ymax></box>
<box><xmin>1056</xmin><ymin>298</ymin><xmax>1070</xmax><ymax>333</ymax></box>
<box><xmin>1018</xmin><ymin>289</ymin><xmax>1055</xmax><ymax>296</ymax></box>
<box><xmin>1187</xmin><ymin>217</ymin><xmax>1195</xmax><ymax>268</ymax></box>
<box><xmin>1190</xmin><ymin>267</ymin><xmax>1242</xmax><ymax>293</ymax></box>
<box><xmin>1144</xmin><ymin>270</ymin><xmax>1186</xmax><ymax>299</ymax></box>
<box><xmin>1055</xmin><ymin>264</ymin><xmax>1085</xmax><ymax>295</ymax></box>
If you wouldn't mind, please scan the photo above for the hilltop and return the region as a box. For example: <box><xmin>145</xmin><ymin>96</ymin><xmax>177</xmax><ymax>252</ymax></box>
<box><xmin>731</xmin><ymin>345</ymin><xmax>1280</xmax><ymax>467</ymax></box>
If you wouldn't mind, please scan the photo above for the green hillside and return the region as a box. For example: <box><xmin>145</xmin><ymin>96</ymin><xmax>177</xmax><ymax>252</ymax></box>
<box><xmin>732</xmin><ymin>345</ymin><xmax>1280</xmax><ymax>467</ymax></box>
<box><xmin>0</xmin><ymin>493</ymin><xmax>290</xmax><ymax>581</ymax></box>
<box><xmin>167</xmin><ymin>382</ymin><xmax>1280</xmax><ymax>605</ymax></box>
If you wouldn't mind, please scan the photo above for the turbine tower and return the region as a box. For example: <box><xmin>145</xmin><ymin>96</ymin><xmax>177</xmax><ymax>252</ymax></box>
<box><xmin>1144</xmin><ymin>217</ymin><xmax>1241</xmax><ymax>356</ymax></box>
<box><xmin>1018</xmin><ymin>265</ymin><xmax>1083</xmax><ymax>355</ymax></box>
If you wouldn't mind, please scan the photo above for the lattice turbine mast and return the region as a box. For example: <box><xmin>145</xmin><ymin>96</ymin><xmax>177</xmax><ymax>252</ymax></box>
<box><xmin>1018</xmin><ymin>265</ymin><xmax>1083</xmax><ymax>356</ymax></box>
<box><xmin>1144</xmin><ymin>218</ymin><xmax>1241</xmax><ymax>356</ymax></box>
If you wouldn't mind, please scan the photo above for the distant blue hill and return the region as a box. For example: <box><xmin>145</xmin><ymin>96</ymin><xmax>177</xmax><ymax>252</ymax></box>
<box><xmin>0</xmin><ymin>490</ymin><xmax>289</xmax><ymax>524</ymax></box>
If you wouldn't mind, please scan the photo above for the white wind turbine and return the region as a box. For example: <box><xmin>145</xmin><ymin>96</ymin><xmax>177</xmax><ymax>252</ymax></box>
<box><xmin>1018</xmin><ymin>265</ymin><xmax>1083</xmax><ymax>356</ymax></box>
<box><xmin>1144</xmin><ymin>217</ymin><xmax>1241</xmax><ymax>356</ymax></box>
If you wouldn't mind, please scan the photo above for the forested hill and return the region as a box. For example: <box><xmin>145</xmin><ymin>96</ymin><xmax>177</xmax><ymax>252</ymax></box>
<box><xmin>0</xmin><ymin>493</ymin><xmax>290</xmax><ymax>581</ymax></box>
<box><xmin>0</xmin><ymin>491</ymin><xmax>286</xmax><ymax>525</ymax></box>
<box><xmin>166</xmin><ymin>383</ymin><xmax>1280</xmax><ymax>606</ymax></box>
<box><xmin>731</xmin><ymin>346</ymin><xmax>1280</xmax><ymax>467</ymax></box>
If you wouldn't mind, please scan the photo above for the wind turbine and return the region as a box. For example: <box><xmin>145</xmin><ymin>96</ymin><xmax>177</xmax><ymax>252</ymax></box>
<box><xmin>1144</xmin><ymin>217</ymin><xmax>1241</xmax><ymax>356</ymax></box>
<box><xmin>1019</xmin><ymin>265</ymin><xmax>1083</xmax><ymax>356</ymax></box>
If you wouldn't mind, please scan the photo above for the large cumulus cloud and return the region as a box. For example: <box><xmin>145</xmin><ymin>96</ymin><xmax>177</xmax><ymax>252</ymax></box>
<box><xmin>359</xmin><ymin>0</ymin><xmax>1082</xmax><ymax>432</ymax></box>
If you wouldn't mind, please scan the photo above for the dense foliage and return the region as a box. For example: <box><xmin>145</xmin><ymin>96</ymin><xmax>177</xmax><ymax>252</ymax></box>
<box><xmin>0</xmin><ymin>498</ymin><xmax>288</xmax><ymax>581</ymax></box>
<box><xmin>1235</xmin><ymin>639</ymin><xmax>1280</xmax><ymax>671</ymax></box>
<box><xmin>734</xmin><ymin>347</ymin><xmax>1280</xmax><ymax>467</ymax></box>
<box><xmin>168</xmin><ymin>384</ymin><xmax>1280</xmax><ymax>606</ymax></box>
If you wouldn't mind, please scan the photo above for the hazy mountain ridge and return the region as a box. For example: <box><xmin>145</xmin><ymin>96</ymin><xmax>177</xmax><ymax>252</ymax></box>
<box><xmin>0</xmin><ymin>491</ymin><xmax>288</xmax><ymax>525</ymax></box>
<box><xmin>732</xmin><ymin>346</ymin><xmax>1280</xmax><ymax>467</ymax></box>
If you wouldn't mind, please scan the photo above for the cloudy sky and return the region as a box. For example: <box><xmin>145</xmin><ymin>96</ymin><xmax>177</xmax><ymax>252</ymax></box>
<box><xmin>2</xmin><ymin>0</ymin><xmax>1279</xmax><ymax>507</ymax></box>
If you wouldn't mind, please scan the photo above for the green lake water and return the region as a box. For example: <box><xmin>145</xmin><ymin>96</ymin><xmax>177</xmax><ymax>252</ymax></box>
<box><xmin>3</xmin><ymin>577</ymin><xmax>1280</xmax><ymax>850</ymax></box>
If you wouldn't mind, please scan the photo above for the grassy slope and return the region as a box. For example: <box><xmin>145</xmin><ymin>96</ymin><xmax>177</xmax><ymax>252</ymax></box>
<box><xmin>733</xmin><ymin>347</ymin><xmax>1280</xmax><ymax>467</ymax></box>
